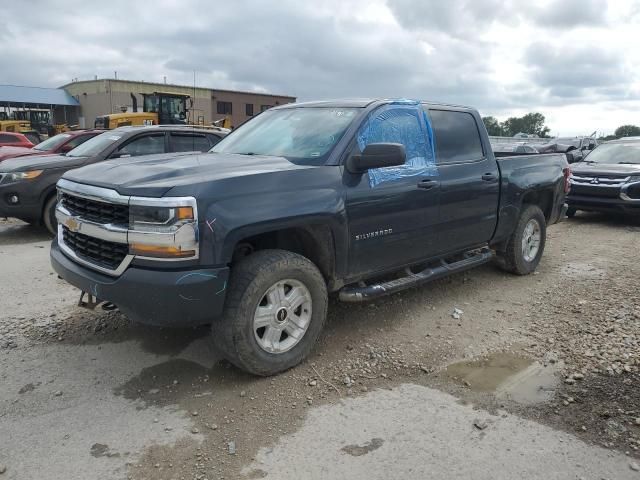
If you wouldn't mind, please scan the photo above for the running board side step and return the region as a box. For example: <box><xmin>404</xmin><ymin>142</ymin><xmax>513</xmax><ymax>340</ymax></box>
<box><xmin>338</xmin><ymin>248</ymin><xmax>494</xmax><ymax>302</ymax></box>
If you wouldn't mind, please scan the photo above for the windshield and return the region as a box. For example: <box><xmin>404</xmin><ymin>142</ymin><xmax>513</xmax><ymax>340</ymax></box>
<box><xmin>581</xmin><ymin>143</ymin><xmax>640</xmax><ymax>164</ymax></box>
<box><xmin>32</xmin><ymin>133</ymin><xmax>71</xmax><ymax>151</ymax></box>
<box><xmin>66</xmin><ymin>131</ymin><xmax>122</xmax><ymax>157</ymax></box>
<box><xmin>211</xmin><ymin>107</ymin><xmax>360</xmax><ymax>165</ymax></box>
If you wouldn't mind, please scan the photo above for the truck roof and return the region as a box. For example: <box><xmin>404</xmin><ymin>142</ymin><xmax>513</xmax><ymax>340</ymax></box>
<box><xmin>277</xmin><ymin>98</ymin><xmax>474</xmax><ymax>110</ymax></box>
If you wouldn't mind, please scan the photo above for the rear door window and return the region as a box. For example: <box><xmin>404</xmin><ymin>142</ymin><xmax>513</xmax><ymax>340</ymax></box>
<box><xmin>207</xmin><ymin>134</ymin><xmax>222</xmax><ymax>147</ymax></box>
<box><xmin>116</xmin><ymin>134</ymin><xmax>166</xmax><ymax>157</ymax></box>
<box><xmin>65</xmin><ymin>134</ymin><xmax>95</xmax><ymax>149</ymax></box>
<box><xmin>428</xmin><ymin>110</ymin><xmax>484</xmax><ymax>164</ymax></box>
<box><xmin>0</xmin><ymin>134</ymin><xmax>18</xmax><ymax>143</ymax></box>
<box><xmin>169</xmin><ymin>133</ymin><xmax>211</xmax><ymax>152</ymax></box>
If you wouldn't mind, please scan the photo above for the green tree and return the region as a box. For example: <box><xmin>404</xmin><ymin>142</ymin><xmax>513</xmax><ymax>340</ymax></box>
<box><xmin>502</xmin><ymin>112</ymin><xmax>551</xmax><ymax>138</ymax></box>
<box><xmin>482</xmin><ymin>116</ymin><xmax>503</xmax><ymax>136</ymax></box>
<box><xmin>614</xmin><ymin>125</ymin><xmax>640</xmax><ymax>138</ymax></box>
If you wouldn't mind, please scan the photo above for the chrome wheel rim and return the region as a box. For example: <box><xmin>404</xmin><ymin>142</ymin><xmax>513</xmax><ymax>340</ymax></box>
<box><xmin>253</xmin><ymin>279</ymin><xmax>312</xmax><ymax>354</ymax></box>
<box><xmin>522</xmin><ymin>219</ymin><xmax>541</xmax><ymax>262</ymax></box>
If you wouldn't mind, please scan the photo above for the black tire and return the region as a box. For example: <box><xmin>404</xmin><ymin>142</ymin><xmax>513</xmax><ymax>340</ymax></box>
<box><xmin>566</xmin><ymin>207</ymin><xmax>577</xmax><ymax>218</ymax></box>
<box><xmin>43</xmin><ymin>195</ymin><xmax>58</xmax><ymax>236</ymax></box>
<box><xmin>212</xmin><ymin>249</ymin><xmax>328</xmax><ymax>376</ymax></box>
<box><xmin>498</xmin><ymin>204</ymin><xmax>546</xmax><ymax>275</ymax></box>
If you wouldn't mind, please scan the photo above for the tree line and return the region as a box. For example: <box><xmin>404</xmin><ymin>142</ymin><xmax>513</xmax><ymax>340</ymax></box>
<box><xmin>482</xmin><ymin>113</ymin><xmax>640</xmax><ymax>140</ymax></box>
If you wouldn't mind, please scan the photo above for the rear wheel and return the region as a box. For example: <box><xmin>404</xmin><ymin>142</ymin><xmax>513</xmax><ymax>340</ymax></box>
<box><xmin>43</xmin><ymin>195</ymin><xmax>58</xmax><ymax>236</ymax></box>
<box><xmin>212</xmin><ymin>249</ymin><xmax>328</xmax><ymax>376</ymax></box>
<box><xmin>498</xmin><ymin>204</ymin><xmax>546</xmax><ymax>275</ymax></box>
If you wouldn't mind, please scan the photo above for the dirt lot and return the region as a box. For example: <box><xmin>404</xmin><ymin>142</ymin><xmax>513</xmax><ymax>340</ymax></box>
<box><xmin>0</xmin><ymin>213</ymin><xmax>639</xmax><ymax>479</ymax></box>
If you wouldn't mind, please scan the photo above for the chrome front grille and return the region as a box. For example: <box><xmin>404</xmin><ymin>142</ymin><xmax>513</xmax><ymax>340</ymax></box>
<box><xmin>60</xmin><ymin>192</ymin><xmax>129</xmax><ymax>226</ymax></box>
<box><xmin>569</xmin><ymin>173</ymin><xmax>630</xmax><ymax>199</ymax></box>
<box><xmin>62</xmin><ymin>226</ymin><xmax>128</xmax><ymax>270</ymax></box>
<box><xmin>570</xmin><ymin>173</ymin><xmax>630</xmax><ymax>186</ymax></box>
<box><xmin>56</xmin><ymin>180</ymin><xmax>134</xmax><ymax>276</ymax></box>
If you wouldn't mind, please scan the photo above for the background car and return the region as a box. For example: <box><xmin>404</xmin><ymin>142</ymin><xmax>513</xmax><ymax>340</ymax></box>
<box><xmin>567</xmin><ymin>137</ymin><xmax>640</xmax><ymax>217</ymax></box>
<box><xmin>0</xmin><ymin>125</ymin><xmax>226</xmax><ymax>234</ymax></box>
<box><xmin>0</xmin><ymin>130</ymin><xmax>103</xmax><ymax>162</ymax></box>
<box><xmin>0</xmin><ymin>132</ymin><xmax>35</xmax><ymax>148</ymax></box>
<box><xmin>538</xmin><ymin>136</ymin><xmax>598</xmax><ymax>163</ymax></box>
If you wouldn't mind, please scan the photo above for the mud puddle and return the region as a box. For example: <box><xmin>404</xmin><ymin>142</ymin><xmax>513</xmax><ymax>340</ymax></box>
<box><xmin>445</xmin><ymin>352</ymin><xmax>561</xmax><ymax>404</ymax></box>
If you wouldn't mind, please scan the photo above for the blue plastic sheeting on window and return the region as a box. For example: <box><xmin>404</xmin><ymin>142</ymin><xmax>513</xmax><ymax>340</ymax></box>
<box><xmin>357</xmin><ymin>102</ymin><xmax>437</xmax><ymax>188</ymax></box>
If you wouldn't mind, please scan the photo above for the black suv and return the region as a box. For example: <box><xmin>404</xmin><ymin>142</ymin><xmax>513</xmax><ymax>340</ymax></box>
<box><xmin>0</xmin><ymin>126</ymin><xmax>226</xmax><ymax>233</ymax></box>
<box><xmin>567</xmin><ymin>137</ymin><xmax>640</xmax><ymax>216</ymax></box>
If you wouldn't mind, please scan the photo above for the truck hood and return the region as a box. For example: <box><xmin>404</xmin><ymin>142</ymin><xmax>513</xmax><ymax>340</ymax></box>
<box><xmin>62</xmin><ymin>152</ymin><xmax>316</xmax><ymax>197</ymax></box>
<box><xmin>0</xmin><ymin>153</ymin><xmax>86</xmax><ymax>173</ymax></box>
<box><xmin>572</xmin><ymin>162</ymin><xmax>640</xmax><ymax>176</ymax></box>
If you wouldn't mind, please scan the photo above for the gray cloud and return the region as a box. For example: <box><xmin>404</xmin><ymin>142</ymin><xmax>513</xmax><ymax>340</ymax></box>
<box><xmin>0</xmin><ymin>0</ymin><xmax>636</xmax><ymax>132</ymax></box>
<box><xmin>524</xmin><ymin>41</ymin><xmax>628</xmax><ymax>99</ymax></box>
<box><xmin>528</xmin><ymin>0</ymin><xmax>608</xmax><ymax>28</ymax></box>
<box><xmin>386</xmin><ymin>0</ymin><xmax>518</xmax><ymax>36</ymax></box>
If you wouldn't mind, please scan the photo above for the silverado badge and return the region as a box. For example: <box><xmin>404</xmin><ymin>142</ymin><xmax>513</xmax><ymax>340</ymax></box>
<box><xmin>355</xmin><ymin>229</ymin><xmax>393</xmax><ymax>241</ymax></box>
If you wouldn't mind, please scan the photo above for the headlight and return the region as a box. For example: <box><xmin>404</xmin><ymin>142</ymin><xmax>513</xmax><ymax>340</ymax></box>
<box><xmin>5</xmin><ymin>170</ymin><xmax>43</xmax><ymax>182</ymax></box>
<box><xmin>129</xmin><ymin>205</ymin><xmax>194</xmax><ymax>232</ymax></box>
<box><xmin>627</xmin><ymin>175</ymin><xmax>640</xmax><ymax>183</ymax></box>
<box><xmin>128</xmin><ymin>199</ymin><xmax>199</xmax><ymax>259</ymax></box>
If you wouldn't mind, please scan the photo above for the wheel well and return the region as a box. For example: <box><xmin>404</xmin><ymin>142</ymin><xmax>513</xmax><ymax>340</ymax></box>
<box><xmin>521</xmin><ymin>189</ymin><xmax>553</xmax><ymax>222</ymax></box>
<box><xmin>232</xmin><ymin>225</ymin><xmax>336</xmax><ymax>282</ymax></box>
<box><xmin>41</xmin><ymin>189</ymin><xmax>57</xmax><ymax>223</ymax></box>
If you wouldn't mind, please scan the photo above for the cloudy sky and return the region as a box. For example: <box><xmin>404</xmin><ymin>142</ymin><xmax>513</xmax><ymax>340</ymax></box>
<box><xmin>2</xmin><ymin>0</ymin><xmax>639</xmax><ymax>135</ymax></box>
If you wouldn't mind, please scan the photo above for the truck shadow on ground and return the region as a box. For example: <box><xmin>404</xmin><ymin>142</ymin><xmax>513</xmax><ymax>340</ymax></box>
<box><xmin>0</xmin><ymin>221</ymin><xmax>52</xmax><ymax>245</ymax></box>
<box><xmin>49</xmin><ymin>309</ymin><xmax>210</xmax><ymax>357</ymax></box>
<box><xmin>567</xmin><ymin>211</ymin><xmax>640</xmax><ymax>229</ymax></box>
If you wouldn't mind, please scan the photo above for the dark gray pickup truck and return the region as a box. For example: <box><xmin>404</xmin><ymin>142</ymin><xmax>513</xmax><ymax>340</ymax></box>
<box><xmin>51</xmin><ymin>99</ymin><xmax>570</xmax><ymax>375</ymax></box>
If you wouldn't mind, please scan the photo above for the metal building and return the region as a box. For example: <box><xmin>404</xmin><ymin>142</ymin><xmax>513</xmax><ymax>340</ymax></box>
<box><xmin>0</xmin><ymin>84</ymin><xmax>80</xmax><ymax>127</ymax></box>
<box><xmin>62</xmin><ymin>79</ymin><xmax>296</xmax><ymax>129</ymax></box>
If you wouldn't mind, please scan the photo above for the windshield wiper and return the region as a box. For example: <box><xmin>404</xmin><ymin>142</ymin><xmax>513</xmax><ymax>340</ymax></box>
<box><xmin>617</xmin><ymin>162</ymin><xmax>638</xmax><ymax>164</ymax></box>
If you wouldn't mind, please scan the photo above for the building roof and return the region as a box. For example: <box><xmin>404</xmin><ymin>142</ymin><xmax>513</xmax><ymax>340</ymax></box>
<box><xmin>60</xmin><ymin>78</ymin><xmax>296</xmax><ymax>100</ymax></box>
<box><xmin>0</xmin><ymin>84</ymin><xmax>80</xmax><ymax>106</ymax></box>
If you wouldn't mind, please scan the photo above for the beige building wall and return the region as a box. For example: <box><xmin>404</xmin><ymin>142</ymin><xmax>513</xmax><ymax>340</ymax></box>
<box><xmin>63</xmin><ymin>79</ymin><xmax>296</xmax><ymax>128</ymax></box>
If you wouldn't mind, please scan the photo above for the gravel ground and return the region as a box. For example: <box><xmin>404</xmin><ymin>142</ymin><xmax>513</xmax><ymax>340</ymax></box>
<box><xmin>0</xmin><ymin>213</ymin><xmax>639</xmax><ymax>479</ymax></box>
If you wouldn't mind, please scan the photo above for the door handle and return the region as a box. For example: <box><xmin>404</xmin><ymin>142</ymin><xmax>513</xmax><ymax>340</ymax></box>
<box><xmin>417</xmin><ymin>179</ymin><xmax>438</xmax><ymax>190</ymax></box>
<box><xmin>481</xmin><ymin>173</ymin><xmax>497</xmax><ymax>181</ymax></box>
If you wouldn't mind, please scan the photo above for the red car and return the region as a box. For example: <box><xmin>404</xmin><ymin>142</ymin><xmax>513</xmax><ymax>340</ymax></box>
<box><xmin>0</xmin><ymin>132</ymin><xmax>34</xmax><ymax>148</ymax></box>
<box><xmin>0</xmin><ymin>130</ymin><xmax>103</xmax><ymax>162</ymax></box>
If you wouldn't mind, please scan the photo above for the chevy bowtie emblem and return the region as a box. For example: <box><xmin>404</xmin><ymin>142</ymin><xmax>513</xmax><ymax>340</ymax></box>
<box><xmin>590</xmin><ymin>178</ymin><xmax>600</xmax><ymax>184</ymax></box>
<box><xmin>64</xmin><ymin>217</ymin><xmax>80</xmax><ymax>232</ymax></box>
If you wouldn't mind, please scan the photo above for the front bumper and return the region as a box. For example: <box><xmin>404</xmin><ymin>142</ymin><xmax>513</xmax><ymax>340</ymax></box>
<box><xmin>567</xmin><ymin>194</ymin><xmax>640</xmax><ymax>215</ymax></box>
<box><xmin>0</xmin><ymin>181</ymin><xmax>43</xmax><ymax>222</ymax></box>
<box><xmin>51</xmin><ymin>240</ymin><xmax>229</xmax><ymax>327</ymax></box>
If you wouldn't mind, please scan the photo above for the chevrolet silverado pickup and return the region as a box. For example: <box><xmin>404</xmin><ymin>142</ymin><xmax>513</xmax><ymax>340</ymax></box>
<box><xmin>51</xmin><ymin>99</ymin><xmax>569</xmax><ymax>375</ymax></box>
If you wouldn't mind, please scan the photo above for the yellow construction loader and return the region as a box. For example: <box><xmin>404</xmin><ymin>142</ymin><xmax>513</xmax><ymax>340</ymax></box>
<box><xmin>94</xmin><ymin>91</ymin><xmax>192</xmax><ymax>129</ymax></box>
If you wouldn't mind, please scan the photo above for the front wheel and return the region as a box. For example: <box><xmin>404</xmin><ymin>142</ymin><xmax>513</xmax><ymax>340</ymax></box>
<box><xmin>212</xmin><ymin>249</ymin><xmax>328</xmax><ymax>376</ymax></box>
<box><xmin>43</xmin><ymin>195</ymin><xmax>58</xmax><ymax>236</ymax></box>
<box><xmin>498</xmin><ymin>204</ymin><xmax>546</xmax><ymax>275</ymax></box>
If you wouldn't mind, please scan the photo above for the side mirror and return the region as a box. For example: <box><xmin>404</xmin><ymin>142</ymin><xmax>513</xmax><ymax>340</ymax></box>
<box><xmin>60</xmin><ymin>144</ymin><xmax>74</xmax><ymax>153</ymax></box>
<box><xmin>346</xmin><ymin>143</ymin><xmax>406</xmax><ymax>173</ymax></box>
<box><xmin>565</xmin><ymin>152</ymin><xmax>575</xmax><ymax>163</ymax></box>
